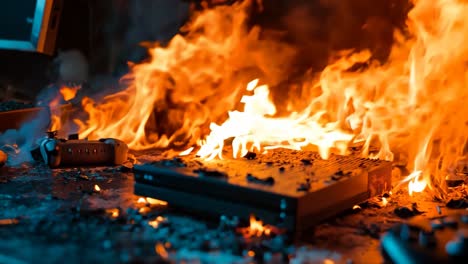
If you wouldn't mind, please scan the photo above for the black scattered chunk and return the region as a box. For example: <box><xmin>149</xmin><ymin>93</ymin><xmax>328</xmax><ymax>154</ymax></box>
<box><xmin>446</xmin><ymin>198</ymin><xmax>468</xmax><ymax>209</ymax></box>
<box><xmin>331</xmin><ymin>170</ymin><xmax>353</xmax><ymax>181</ymax></box>
<box><xmin>243</xmin><ymin>152</ymin><xmax>257</xmax><ymax>160</ymax></box>
<box><xmin>394</xmin><ymin>203</ymin><xmax>423</xmax><ymax>218</ymax></box>
<box><xmin>193</xmin><ymin>168</ymin><xmax>228</xmax><ymax>179</ymax></box>
<box><xmin>300</xmin><ymin>159</ymin><xmax>312</xmax><ymax>165</ymax></box>
<box><xmin>297</xmin><ymin>179</ymin><xmax>311</xmax><ymax>192</ymax></box>
<box><xmin>446</xmin><ymin>179</ymin><xmax>465</xmax><ymax>187</ymax></box>
<box><xmin>46</xmin><ymin>130</ymin><xmax>59</xmax><ymax>138</ymax></box>
<box><xmin>158</xmin><ymin>157</ymin><xmax>187</xmax><ymax>168</ymax></box>
<box><xmin>331</xmin><ymin>174</ymin><xmax>342</xmax><ymax>181</ymax></box>
<box><xmin>357</xmin><ymin>222</ymin><xmax>381</xmax><ymax>239</ymax></box>
<box><xmin>68</xmin><ymin>134</ymin><xmax>79</xmax><ymax>140</ymax></box>
<box><xmin>246</xmin><ymin>173</ymin><xmax>275</xmax><ymax>185</ymax></box>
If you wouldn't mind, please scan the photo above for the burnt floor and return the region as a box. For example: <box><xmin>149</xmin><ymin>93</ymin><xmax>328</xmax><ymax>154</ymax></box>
<box><xmin>0</xmin><ymin>159</ymin><xmax>467</xmax><ymax>264</ymax></box>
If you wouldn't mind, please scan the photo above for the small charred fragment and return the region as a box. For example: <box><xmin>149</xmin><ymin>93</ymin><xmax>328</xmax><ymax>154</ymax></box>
<box><xmin>297</xmin><ymin>178</ymin><xmax>311</xmax><ymax>192</ymax></box>
<box><xmin>446</xmin><ymin>198</ymin><xmax>468</xmax><ymax>209</ymax></box>
<box><xmin>394</xmin><ymin>203</ymin><xmax>423</xmax><ymax>218</ymax></box>
<box><xmin>243</xmin><ymin>152</ymin><xmax>257</xmax><ymax>160</ymax></box>
<box><xmin>246</xmin><ymin>173</ymin><xmax>275</xmax><ymax>185</ymax></box>
<box><xmin>193</xmin><ymin>168</ymin><xmax>228</xmax><ymax>179</ymax></box>
<box><xmin>159</xmin><ymin>157</ymin><xmax>187</xmax><ymax>168</ymax></box>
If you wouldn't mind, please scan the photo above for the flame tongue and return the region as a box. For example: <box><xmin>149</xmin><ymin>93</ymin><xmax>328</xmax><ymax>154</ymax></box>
<box><xmin>197</xmin><ymin>79</ymin><xmax>354</xmax><ymax>160</ymax></box>
<box><xmin>49</xmin><ymin>84</ymin><xmax>81</xmax><ymax>132</ymax></box>
<box><xmin>59</xmin><ymin>85</ymin><xmax>81</xmax><ymax>101</ymax></box>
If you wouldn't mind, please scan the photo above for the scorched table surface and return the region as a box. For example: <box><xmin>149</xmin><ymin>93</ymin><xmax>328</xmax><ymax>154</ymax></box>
<box><xmin>0</xmin><ymin>149</ymin><xmax>466</xmax><ymax>264</ymax></box>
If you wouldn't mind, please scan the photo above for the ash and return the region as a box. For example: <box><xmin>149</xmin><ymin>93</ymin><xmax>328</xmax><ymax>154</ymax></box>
<box><xmin>0</xmin><ymin>152</ymin><xmax>467</xmax><ymax>264</ymax></box>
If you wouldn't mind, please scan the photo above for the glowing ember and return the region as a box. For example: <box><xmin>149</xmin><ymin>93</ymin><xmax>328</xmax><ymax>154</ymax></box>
<box><xmin>94</xmin><ymin>184</ymin><xmax>101</xmax><ymax>192</ymax></box>
<box><xmin>0</xmin><ymin>218</ymin><xmax>19</xmax><ymax>226</ymax></box>
<box><xmin>71</xmin><ymin>0</ymin><xmax>468</xmax><ymax>196</ymax></box>
<box><xmin>352</xmin><ymin>205</ymin><xmax>362</xmax><ymax>210</ymax></box>
<box><xmin>138</xmin><ymin>207</ymin><xmax>150</xmax><ymax>214</ymax></box>
<box><xmin>240</xmin><ymin>215</ymin><xmax>272</xmax><ymax>238</ymax></box>
<box><xmin>146</xmin><ymin>197</ymin><xmax>168</xmax><ymax>206</ymax></box>
<box><xmin>105</xmin><ymin>208</ymin><xmax>119</xmax><ymax>219</ymax></box>
<box><xmin>137</xmin><ymin>197</ymin><xmax>147</xmax><ymax>204</ymax></box>
<box><xmin>148</xmin><ymin>216</ymin><xmax>166</xmax><ymax>228</ymax></box>
<box><xmin>155</xmin><ymin>243</ymin><xmax>169</xmax><ymax>259</ymax></box>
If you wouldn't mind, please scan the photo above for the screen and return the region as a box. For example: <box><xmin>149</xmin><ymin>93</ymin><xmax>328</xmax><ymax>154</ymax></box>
<box><xmin>0</xmin><ymin>0</ymin><xmax>51</xmax><ymax>52</ymax></box>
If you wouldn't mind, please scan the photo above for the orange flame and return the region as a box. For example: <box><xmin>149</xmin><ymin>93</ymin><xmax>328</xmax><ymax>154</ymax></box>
<box><xmin>197</xmin><ymin>79</ymin><xmax>354</xmax><ymax>160</ymax></box>
<box><xmin>105</xmin><ymin>208</ymin><xmax>119</xmax><ymax>219</ymax></box>
<box><xmin>148</xmin><ymin>216</ymin><xmax>166</xmax><ymax>228</ymax></box>
<box><xmin>146</xmin><ymin>197</ymin><xmax>168</xmax><ymax>206</ymax></box>
<box><xmin>59</xmin><ymin>85</ymin><xmax>81</xmax><ymax>101</ymax></box>
<box><xmin>179</xmin><ymin>147</ymin><xmax>194</xmax><ymax>156</ymax></box>
<box><xmin>72</xmin><ymin>0</ymin><xmax>468</xmax><ymax>196</ymax></box>
<box><xmin>49</xmin><ymin>84</ymin><xmax>80</xmax><ymax>131</ymax></box>
<box><xmin>155</xmin><ymin>243</ymin><xmax>169</xmax><ymax>259</ymax></box>
<box><xmin>240</xmin><ymin>215</ymin><xmax>272</xmax><ymax>238</ymax></box>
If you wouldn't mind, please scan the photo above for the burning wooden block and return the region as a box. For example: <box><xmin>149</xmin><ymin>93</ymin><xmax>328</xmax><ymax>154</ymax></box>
<box><xmin>134</xmin><ymin>149</ymin><xmax>392</xmax><ymax>236</ymax></box>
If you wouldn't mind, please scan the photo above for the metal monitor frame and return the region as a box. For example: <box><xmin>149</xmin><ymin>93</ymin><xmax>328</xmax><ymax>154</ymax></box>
<box><xmin>0</xmin><ymin>0</ymin><xmax>60</xmax><ymax>55</ymax></box>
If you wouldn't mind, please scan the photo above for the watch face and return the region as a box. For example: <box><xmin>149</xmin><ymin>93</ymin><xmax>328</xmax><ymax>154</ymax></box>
<box><xmin>0</xmin><ymin>0</ymin><xmax>48</xmax><ymax>52</ymax></box>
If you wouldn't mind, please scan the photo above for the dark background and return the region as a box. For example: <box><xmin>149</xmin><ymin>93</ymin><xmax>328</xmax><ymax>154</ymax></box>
<box><xmin>0</xmin><ymin>0</ymin><xmax>37</xmax><ymax>40</ymax></box>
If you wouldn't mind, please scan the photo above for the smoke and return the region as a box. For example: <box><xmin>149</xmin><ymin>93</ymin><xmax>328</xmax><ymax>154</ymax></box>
<box><xmin>54</xmin><ymin>50</ymin><xmax>89</xmax><ymax>83</ymax></box>
<box><xmin>0</xmin><ymin>49</ymin><xmax>89</xmax><ymax>166</ymax></box>
<box><xmin>97</xmin><ymin>0</ymin><xmax>191</xmax><ymax>75</ymax></box>
<box><xmin>0</xmin><ymin>108</ymin><xmax>50</xmax><ymax>166</ymax></box>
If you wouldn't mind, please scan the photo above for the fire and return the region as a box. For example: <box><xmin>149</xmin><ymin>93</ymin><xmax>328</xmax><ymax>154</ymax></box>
<box><xmin>106</xmin><ymin>208</ymin><xmax>119</xmax><ymax>219</ymax></box>
<box><xmin>406</xmin><ymin>171</ymin><xmax>428</xmax><ymax>196</ymax></box>
<box><xmin>148</xmin><ymin>216</ymin><xmax>166</xmax><ymax>228</ymax></box>
<box><xmin>146</xmin><ymin>197</ymin><xmax>168</xmax><ymax>206</ymax></box>
<box><xmin>49</xmin><ymin>84</ymin><xmax>80</xmax><ymax>131</ymax></box>
<box><xmin>155</xmin><ymin>243</ymin><xmax>169</xmax><ymax>259</ymax></box>
<box><xmin>59</xmin><ymin>85</ymin><xmax>81</xmax><ymax>101</ymax></box>
<box><xmin>49</xmin><ymin>115</ymin><xmax>62</xmax><ymax>132</ymax></box>
<box><xmin>381</xmin><ymin>197</ymin><xmax>388</xmax><ymax>207</ymax></box>
<box><xmin>179</xmin><ymin>147</ymin><xmax>194</xmax><ymax>156</ymax></box>
<box><xmin>71</xmin><ymin>0</ymin><xmax>468</xmax><ymax>196</ymax></box>
<box><xmin>241</xmin><ymin>215</ymin><xmax>272</xmax><ymax>237</ymax></box>
<box><xmin>197</xmin><ymin>79</ymin><xmax>354</xmax><ymax>160</ymax></box>
<box><xmin>94</xmin><ymin>184</ymin><xmax>101</xmax><ymax>192</ymax></box>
